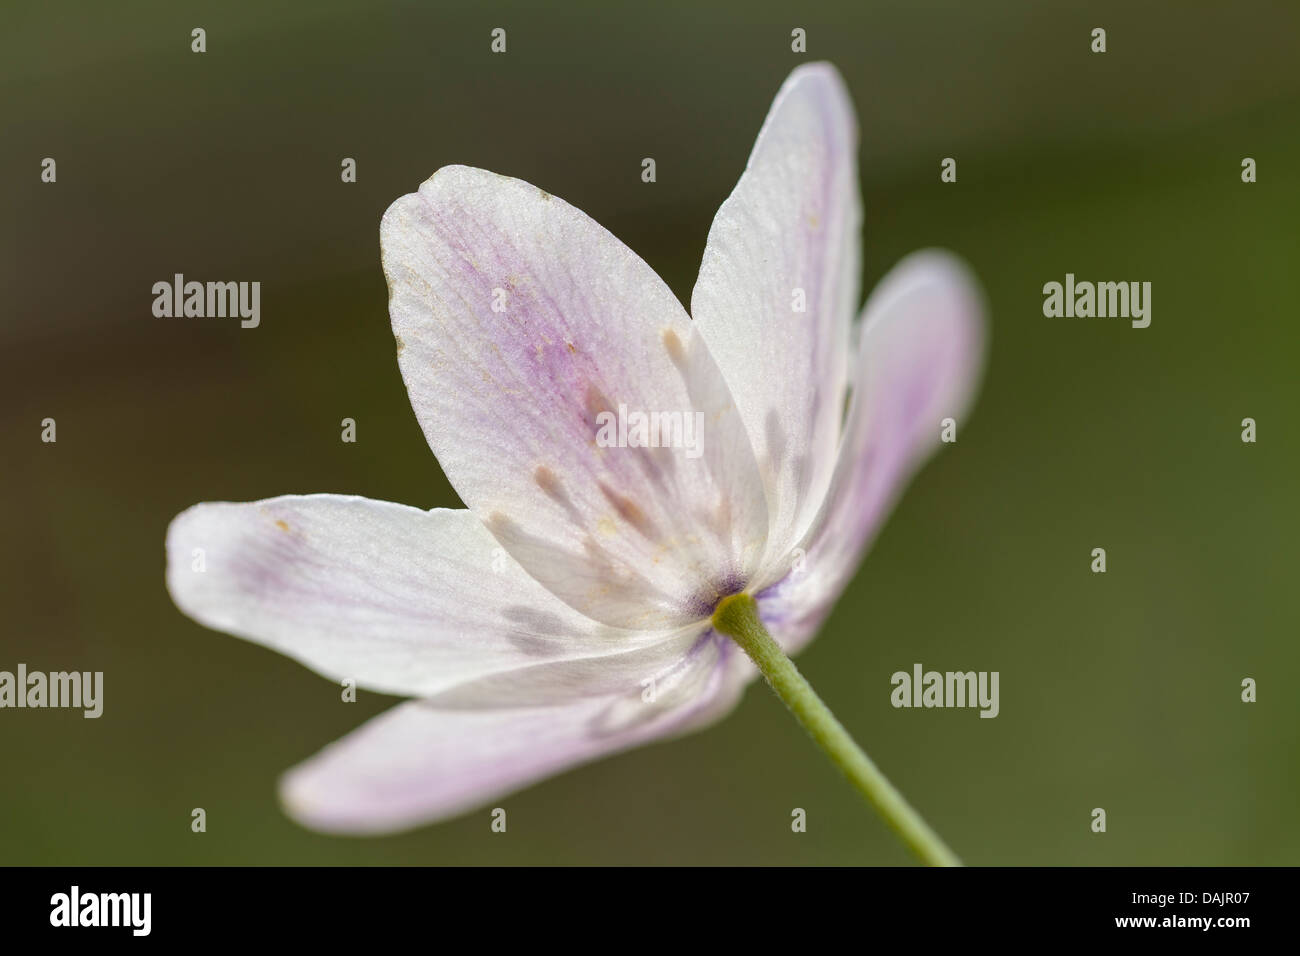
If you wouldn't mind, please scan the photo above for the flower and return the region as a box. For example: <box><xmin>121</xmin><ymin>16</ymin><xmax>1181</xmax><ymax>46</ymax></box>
<box><xmin>165</xmin><ymin>62</ymin><xmax>984</xmax><ymax>834</ymax></box>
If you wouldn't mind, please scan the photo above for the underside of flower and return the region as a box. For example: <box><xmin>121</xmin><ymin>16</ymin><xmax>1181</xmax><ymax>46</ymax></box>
<box><xmin>164</xmin><ymin>61</ymin><xmax>983</xmax><ymax>845</ymax></box>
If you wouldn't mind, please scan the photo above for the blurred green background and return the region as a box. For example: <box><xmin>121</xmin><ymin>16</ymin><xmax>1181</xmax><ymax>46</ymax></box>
<box><xmin>2</xmin><ymin>0</ymin><xmax>1297</xmax><ymax>865</ymax></box>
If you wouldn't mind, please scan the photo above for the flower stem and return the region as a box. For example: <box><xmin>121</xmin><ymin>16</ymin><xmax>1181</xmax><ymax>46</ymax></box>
<box><xmin>712</xmin><ymin>593</ymin><xmax>961</xmax><ymax>866</ymax></box>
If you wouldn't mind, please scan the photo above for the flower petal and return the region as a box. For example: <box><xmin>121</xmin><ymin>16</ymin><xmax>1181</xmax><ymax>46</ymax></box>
<box><xmin>279</xmin><ymin>635</ymin><xmax>744</xmax><ymax>833</ymax></box>
<box><xmin>382</xmin><ymin>167</ymin><xmax>769</xmax><ymax>630</ymax></box>
<box><xmin>759</xmin><ymin>251</ymin><xmax>985</xmax><ymax>652</ymax></box>
<box><xmin>165</xmin><ymin>494</ymin><xmax>698</xmax><ymax>698</ymax></box>
<box><xmin>690</xmin><ymin>63</ymin><xmax>862</xmax><ymax>584</ymax></box>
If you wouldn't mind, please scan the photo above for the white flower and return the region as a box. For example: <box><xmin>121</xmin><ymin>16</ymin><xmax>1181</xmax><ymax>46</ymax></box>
<box><xmin>166</xmin><ymin>62</ymin><xmax>984</xmax><ymax>834</ymax></box>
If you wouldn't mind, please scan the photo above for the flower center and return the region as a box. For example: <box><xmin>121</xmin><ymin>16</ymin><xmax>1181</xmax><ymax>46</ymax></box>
<box><xmin>688</xmin><ymin>574</ymin><xmax>746</xmax><ymax>620</ymax></box>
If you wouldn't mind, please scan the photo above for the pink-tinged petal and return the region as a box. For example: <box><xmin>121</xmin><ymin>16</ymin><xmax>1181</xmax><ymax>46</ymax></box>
<box><xmin>382</xmin><ymin>167</ymin><xmax>769</xmax><ymax>631</ymax></box>
<box><xmin>760</xmin><ymin>251</ymin><xmax>985</xmax><ymax>652</ymax></box>
<box><xmin>166</xmin><ymin>495</ymin><xmax>699</xmax><ymax>698</ymax></box>
<box><xmin>691</xmin><ymin>63</ymin><xmax>862</xmax><ymax>583</ymax></box>
<box><xmin>279</xmin><ymin>634</ymin><xmax>745</xmax><ymax>833</ymax></box>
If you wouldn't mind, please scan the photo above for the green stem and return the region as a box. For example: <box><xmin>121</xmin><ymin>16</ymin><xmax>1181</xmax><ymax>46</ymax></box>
<box><xmin>712</xmin><ymin>593</ymin><xmax>961</xmax><ymax>867</ymax></box>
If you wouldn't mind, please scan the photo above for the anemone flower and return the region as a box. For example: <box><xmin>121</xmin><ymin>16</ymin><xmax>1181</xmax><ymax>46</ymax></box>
<box><xmin>166</xmin><ymin>61</ymin><xmax>983</xmax><ymax>865</ymax></box>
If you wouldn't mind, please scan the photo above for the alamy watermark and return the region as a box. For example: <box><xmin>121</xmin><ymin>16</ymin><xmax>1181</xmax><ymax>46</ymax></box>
<box><xmin>891</xmin><ymin>663</ymin><xmax>999</xmax><ymax>718</ymax></box>
<box><xmin>50</xmin><ymin>886</ymin><xmax>150</xmax><ymax>936</ymax></box>
<box><xmin>1042</xmin><ymin>273</ymin><xmax>1151</xmax><ymax>328</ymax></box>
<box><xmin>152</xmin><ymin>274</ymin><xmax>260</xmax><ymax>328</ymax></box>
<box><xmin>0</xmin><ymin>664</ymin><xmax>103</xmax><ymax>718</ymax></box>
<box><xmin>595</xmin><ymin>404</ymin><xmax>704</xmax><ymax>459</ymax></box>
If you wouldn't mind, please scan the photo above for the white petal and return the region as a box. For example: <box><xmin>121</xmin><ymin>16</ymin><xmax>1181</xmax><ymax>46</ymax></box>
<box><xmin>166</xmin><ymin>495</ymin><xmax>698</xmax><ymax>698</ymax></box>
<box><xmin>382</xmin><ymin>166</ymin><xmax>769</xmax><ymax>630</ymax></box>
<box><xmin>691</xmin><ymin>63</ymin><xmax>862</xmax><ymax>584</ymax></box>
<box><xmin>279</xmin><ymin>635</ymin><xmax>746</xmax><ymax>833</ymax></box>
<box><xmin>759</xmin><ymin>251</ymin><xmax>985</xmax><ymax>651</ymax></box>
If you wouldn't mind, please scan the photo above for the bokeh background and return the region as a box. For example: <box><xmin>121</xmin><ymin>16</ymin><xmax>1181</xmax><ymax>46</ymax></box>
<box><xmin>2</xmin><ymin>0</ymin><xmax>1297</xmax><ymax>865</ymax></box>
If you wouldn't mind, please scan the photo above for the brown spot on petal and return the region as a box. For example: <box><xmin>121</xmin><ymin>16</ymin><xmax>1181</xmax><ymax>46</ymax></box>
<box><xmin>395</xmin><ymin>334</ymin><xmax>405</xmax><ymax>353</ymax></box>
<box><xmin>584</xmin><ymin>385</ymin><xmax>614</xmax><ymax>419</ymax></box>
<box><xmin>274</xmin><ymin>520</ymin><xmax>290</xmax><ymax>532</ymax></box>
<box><xmin>532</xmin><ymin>465</ymin><xmax>589</xmax><ymax>530</ymax></box>
<box><xmin>598</xmin><ymin>482</ymin><xmax>657</xmax><ymax>540</ymax></box>
<box><xmin>487</xmin><ymin>512</ymin><xmax>513</xmax><ymax>537</ymax></box>
<box><xmin>534</xmin><ymin>465</ymin><xmax>563</xmax><ymax>498</ymax></box>
<box><xmin>584</xmin><ymin>385</ymin><xmax>617</xmax><ymax>440</ymax></box>
<box><xmin>661</xmin><ymin>327</ymin><xmax>685</xmax><ymax>364</ymax></box>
